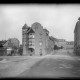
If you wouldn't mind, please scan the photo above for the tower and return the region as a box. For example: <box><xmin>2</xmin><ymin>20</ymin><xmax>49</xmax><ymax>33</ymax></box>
<box><xmin>22</xmin><ymin>24</ymin><xmax>29</xmax><ymax>55</ymax></box>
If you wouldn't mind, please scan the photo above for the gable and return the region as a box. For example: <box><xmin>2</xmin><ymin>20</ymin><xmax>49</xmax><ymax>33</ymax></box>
<box><xmin>27</xmin><ymin>28</ymin><xmax>35</xmax><ymax>34</ymax></box>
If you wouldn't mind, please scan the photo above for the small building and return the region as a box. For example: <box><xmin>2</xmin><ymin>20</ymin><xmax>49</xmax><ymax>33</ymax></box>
<box><xmin>66</xmin><ymin>41</ymin><xmax>74</xmax><ymax>49</ymax></box>
<box><xmin>3</xmin><ymin>38</ymin><xmax>20</xmax><ymax>56</ymax></box>
<box><xmin>54</xmin><ymin>39</ymin><xmax>66</xmax><ymax>49</ymax></box>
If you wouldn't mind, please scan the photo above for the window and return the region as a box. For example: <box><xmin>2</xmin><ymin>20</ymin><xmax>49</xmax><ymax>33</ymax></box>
<box><xmin>46</xmin><ymin>33</ymin><xmax>48</xmax><ymax>36</ymax></box>
<box><xmin>29</xmin><ymin>40</ymin><xmax>32</xmax><ymax>43</ymax></box>
<box><xmin>29</xmin><ymin>33</ymin><xmax>32</xmax><ymax>35</ymax></box>
<box><xmin>39</xmin><ymin>43</ymin><xmax>42</xmax><ymax>46</ymax></box>
<box><xmin>29</xmin><ymin>43</ymin><xmax>34</xmax><ymax>46</ymax></box>
<box><xmin>29</xmin><ymin>44</ymin><xmax>32</xmax><ymax>46</ymax></box>
<box><xmin>40</xmin><ymin>49</ymin><xmax>42</xmax><ymax>56</ymax></box>
<box><xmin>29</xmin><ymin>41</ymin><xmax>32</xmax><ymax>44</ymax></box>
<box><xmin>39</xmin><ymin>41</ymin><xmax>42</xmax><ymax>46</ymax></box>
<box><xmin>29</xmin><ymin>34</ymin><xmax>35</xmax><ymax>39</ymax></box>
<box><xmin>32</xmin><ymin>35</ymin><xmax>35</xmax><ymax>38</ymax></box>
<box><xmin>35</xmin><ymin>26</ymin><xmax>38</xmax><ymax>30</ymax></box>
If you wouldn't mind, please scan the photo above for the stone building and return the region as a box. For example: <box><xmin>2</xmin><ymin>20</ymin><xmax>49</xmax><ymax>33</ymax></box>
<box><xmin>74</xmin><ymin>17</ymin><xmax>80</xmax><ymax>56</ymax></box>
<box><xmin>3</xmin><ymin>38</ymin><xmax>20</xmax><ymax>55</ymax></box>
<box><xmin>66</xmin><ymin>41</ymin><xmax>74</xmax><ymax>49</ymax></box>
<box><xmin>54</xmin><ymin>39</ymin><xmax>66</xmax><ymax>49</ymax></box>
<box><xmin>22</xmin><ymin>22</ymin><xmax>53</xmax><ymax>56</ymax></box>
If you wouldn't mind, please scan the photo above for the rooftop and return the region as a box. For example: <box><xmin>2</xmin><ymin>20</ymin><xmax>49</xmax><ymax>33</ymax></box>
<box><xmin>22</xmin><ymin>23</ymin><xmax>29</xmax><ymax>29</ymax></box>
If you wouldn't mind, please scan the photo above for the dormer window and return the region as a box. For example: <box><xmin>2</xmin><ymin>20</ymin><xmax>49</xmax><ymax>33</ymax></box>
<box><xmin>29</xmin><ymin>33</ymin><xmax>32</xmax><ymax>35</ymax></box>
<box><xmin>29</xmin><ymin>33</ymin><xmax>35</xmax><ymax>39</ymax></box>
<box><xmin>32</xmin><ymin>35</ymin><xmax>35</xmax><ymax>38</ymax></box>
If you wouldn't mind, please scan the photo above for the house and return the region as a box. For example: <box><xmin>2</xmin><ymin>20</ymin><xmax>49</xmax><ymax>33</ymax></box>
<box><xmin>22</xmin><ymin>22</ymin><xmax>54</xmax><ymax>56</ymax></box>
<box><xmin>3</xmin><ymin>38</ymin><xmax>20</xmax><ymax>56</ymax></box>
<box><xmin>54</xmin><ymin>39</ymin><xmax>66</xmax><ymax>49</ymax></box>
<box><xmin>66</xmin><ymin>41</ymin><xmax>74</xmax><ymax>49</ymax></box>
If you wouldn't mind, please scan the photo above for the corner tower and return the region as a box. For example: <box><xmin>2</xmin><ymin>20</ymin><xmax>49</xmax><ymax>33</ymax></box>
<box><xmin>22</xmin><ymin>23</ymin><xmax>29</xmax><ymax>55</ymax></box>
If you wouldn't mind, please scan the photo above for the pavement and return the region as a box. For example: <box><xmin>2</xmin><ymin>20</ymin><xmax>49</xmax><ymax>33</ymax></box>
<box><xmin>0</xmin><ymin>50</ymin><xmax>80</xmax><ymax>78</ymax></box>
<box><xmin>18</xmin><ymin>55</ymin><xmax>80</xmax><ymax>78</ymax></box>
<box><xmin>0</xmin><ymin>56</ymin><xmax>45</xmax><ymax>78</ymax></box>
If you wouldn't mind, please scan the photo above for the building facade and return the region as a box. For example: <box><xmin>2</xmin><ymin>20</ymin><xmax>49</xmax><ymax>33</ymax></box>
<box><xmin>3</xmin><ymin>38</ymin><xmax>20</xmax><ymax>55</ymax></box>
<box><xmin>66</xmin><ymin>41</ymin><xmax>74</xmax><ymax>49</ymax></box>
<box><xmin>54</xmin><ymin>39</ymin><xmax>66</xmax><ymax>49</ymax></box>
<box><xmin>74</xmin><ymin>17</ymin><xmax>80</xmax><ymax>56</ymax></box>
<box><xmin>22</xmin><ymin>22</ymin><xmax>54</xmax><ymax>56</ymax></box>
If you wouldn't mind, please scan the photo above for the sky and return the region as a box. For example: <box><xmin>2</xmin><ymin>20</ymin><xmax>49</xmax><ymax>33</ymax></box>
<box><xmin>0</xmin><ymin>4</ymin><xmax>80</xmax><ymax>44</ymax></box>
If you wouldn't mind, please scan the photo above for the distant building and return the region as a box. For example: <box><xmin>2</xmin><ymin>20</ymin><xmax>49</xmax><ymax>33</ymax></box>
<box><xmin>74</xmin><ymin>17</ymin><xmax>80</xmax><ymax>56</ymax></box>
<box><xmin>54</xmin><ymin>39</ymin><xmax>66</xmax><ymax>49</ymax></box>
<box><xmin>66</xmin><ymin>41</ymin><xmax>74</xmax><ymax>49</ymax></box>
<box><xmin>3</xmin><ymin>38</ymin><xmax>20</xmax><ymax>55</ymax></box>
<box><xmin>22</xmin><ymin>22</ymin><xmax>54</xmax><ymax>56</ymax></box>
<box><xmin>54</xmin><ymin>38</ymin><xmax>74</xmax><ymax>50</ymax></box>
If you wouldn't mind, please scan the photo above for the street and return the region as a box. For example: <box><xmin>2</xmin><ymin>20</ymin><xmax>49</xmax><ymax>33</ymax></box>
<box><xmin>18</xmin><ymin>55</ymin><xmax>80</xmax><ymax>78</ymax></box>
<box><xmin>0</xmin><ymin>50</ymin><xmax>80</xmax><ymax>78</ymax></box>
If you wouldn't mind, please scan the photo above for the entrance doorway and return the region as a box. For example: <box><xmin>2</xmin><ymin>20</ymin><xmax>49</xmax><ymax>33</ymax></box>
<box><xmin>28</xmin><ymin>48</ymin><xmax>35</xmax><ymax>56</ymax></box>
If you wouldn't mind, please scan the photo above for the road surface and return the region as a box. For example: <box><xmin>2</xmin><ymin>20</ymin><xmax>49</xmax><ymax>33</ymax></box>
<box><xmin>18</xmin><ymin>56</ymin><xmax>80</xmax><ymax>78</ymax></box>
<box><xmin>0</xmin><ymin>50</ymin><xmax>80</xmax><ymax>78</ymax></box>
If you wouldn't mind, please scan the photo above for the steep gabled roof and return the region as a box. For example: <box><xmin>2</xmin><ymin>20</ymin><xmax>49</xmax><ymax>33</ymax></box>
<box><xmin>27</xmin><ymin>28</ymin><xmax>35</xmax><ymax>34</ymax></box>
<box><xmin>3</xmin><ymin>38</ymin><xmax>20</xmax><ymax>48</ymax></box>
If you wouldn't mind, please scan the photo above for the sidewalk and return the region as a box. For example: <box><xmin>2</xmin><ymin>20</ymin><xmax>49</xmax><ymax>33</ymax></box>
<box><xmin>0</xmin><ymin>52</ymin><xmax>80</xmax><ymax>77</ymax></box>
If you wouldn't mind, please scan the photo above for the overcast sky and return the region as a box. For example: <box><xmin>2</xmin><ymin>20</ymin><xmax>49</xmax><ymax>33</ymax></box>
<box><xmin>0</xmin><ymin>4</ymin><xmax>80</xmax><ymax>44</ymax></box>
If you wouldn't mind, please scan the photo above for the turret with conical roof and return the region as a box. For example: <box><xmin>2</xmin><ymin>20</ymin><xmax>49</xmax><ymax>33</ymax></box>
<box><xmin>22</xmin><ymin>23</ymin><xmax>29</xmax><ymax>56</ymax></box>
<box><xmin>22</xmin><ymin>23</ymin><xmax>29</xmax><ymax>29</ymax></box>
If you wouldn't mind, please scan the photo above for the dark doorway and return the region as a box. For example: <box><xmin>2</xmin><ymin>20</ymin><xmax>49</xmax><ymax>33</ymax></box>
<box><xmin>40</xmin><ymin>49</ymin><xmax>42</xmax><ymax>56</ymax></box>
<box><xmin>28</xmin><ymin>48</ymin><xmax>35</xmax><ymax>56</ymax></box>
<box><xmin>29</xmin><ymin>48</ymin><xmax>34</xmax><ymax>52</ymax></box>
